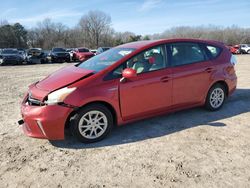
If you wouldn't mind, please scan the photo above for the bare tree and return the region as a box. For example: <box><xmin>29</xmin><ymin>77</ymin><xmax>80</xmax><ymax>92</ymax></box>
<box><xmin>149</xmin><ymin>25</ymin><xmax>250</xmax><ymax>44</ymax></box>
<box><xmin>79</xmin><ymin>10</ymin><xmax>112</xmax><ymax>48</ymax></box>
<box><xmin>27</xmin><ymin>19</ymin><xmax>69</xmax><ymax>49</ymax></box>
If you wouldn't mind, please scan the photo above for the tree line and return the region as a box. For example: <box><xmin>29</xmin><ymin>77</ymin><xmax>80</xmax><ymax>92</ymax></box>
<box><xmin>1</xmin><ymin>10</ymin><xmax>250</xmax><ymax>49</ymax></box>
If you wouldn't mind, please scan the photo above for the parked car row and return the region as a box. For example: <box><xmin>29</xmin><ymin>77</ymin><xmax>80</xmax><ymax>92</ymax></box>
<box><xmin>228</xmin><ymin>44</ymin><xmax>250</xmax><ymax>54</ymax></box>
<box><xmin>0</xmin><ymin>46</ymin><xmax>111</xmax><ymax>66</ymax></box>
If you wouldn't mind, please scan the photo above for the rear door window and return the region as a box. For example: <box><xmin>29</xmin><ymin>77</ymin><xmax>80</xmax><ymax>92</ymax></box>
<box><xmin>169</xmin><ymin>42</ymin><xmax>206</xmax><ymax>66</ymax></box>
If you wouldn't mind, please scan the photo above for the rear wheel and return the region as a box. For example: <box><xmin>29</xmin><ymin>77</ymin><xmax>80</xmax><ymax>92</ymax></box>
<box><xmin>247</xmin><ymin>50</ymin><xmax>250</xmax><ymax>54</ymax></box>
<box><xmin>70</xmin><ymin>104</ymin><xmax>113</xmax><ymax>143</ymax></box>
<box><xmin>205</xmin><ymin>84</ymin><xmax>226</xmax><ymax>111</ymax></box>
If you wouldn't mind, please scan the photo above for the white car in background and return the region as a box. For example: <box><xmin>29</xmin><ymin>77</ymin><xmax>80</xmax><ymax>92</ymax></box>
<box><xmin>240</xmin><ymin>44</ymin><xmax>250</xmax><ymax>54</ymax></box>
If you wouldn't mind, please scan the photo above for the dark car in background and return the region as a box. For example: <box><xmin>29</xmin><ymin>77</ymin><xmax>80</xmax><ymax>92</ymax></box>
<box><xmin>50</xmin><ymin>48</ymin><xmax>70</xmax><ymax>63</ymax></box>
<box><xmin>27</xmin><ymin>48</ymin><xmax>49</xmax><ymax>64</ymax></box>
<box><xmin>17</xmin><ymin>48</ymin><xmax>28</xmax><ymax>62</ymax></box>
<box><xmin>0</xmin><ymin>48</ymin><xmax>26</xmax><ymax>65</ymax></box>
<box><xmin>96</xmin><ymin>47</ymin><xmax>111</xmax><ymax>55</ymax></box>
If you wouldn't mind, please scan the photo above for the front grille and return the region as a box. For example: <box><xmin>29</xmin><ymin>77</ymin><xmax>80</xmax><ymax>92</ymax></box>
<box><xmin>57</xmin><ymin>53</ymin><xmax>67</xmax><ymax>57</ymax></box>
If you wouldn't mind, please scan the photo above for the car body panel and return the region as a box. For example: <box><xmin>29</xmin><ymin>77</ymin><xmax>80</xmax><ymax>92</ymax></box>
<box><xmin>171</xmin><ymin>60</ymin><xmax>214</xmax><ymax>108</ymax></box>
<box><xmin>21</xmin><ymin>99</ymin><xmax>73</xmax><ymax>139</ymax></box>
<box><xmin>36</xmin><ymin>65</ymin><xmax>94</xmax><ymax>91</ymax></box>
<box><xmin>119</xmin><ymin>68</ymin><xmax>172</xmax><ymax>120</ymax></box>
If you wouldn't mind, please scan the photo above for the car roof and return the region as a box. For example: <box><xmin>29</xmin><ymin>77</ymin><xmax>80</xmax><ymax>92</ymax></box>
<box><xmin>3</xmin><ymin>48</ymin><xmax>17</xmax><ymax>50</ymax></box>
<box><xmin>116</xmin><ymin>38</ymin><xmax>225</xmax><ymax>49</ymax></box>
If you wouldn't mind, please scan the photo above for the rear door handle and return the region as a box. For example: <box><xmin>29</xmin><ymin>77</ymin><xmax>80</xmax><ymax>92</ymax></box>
<box><xmin>160</xmin><ymin>76</ymin><xmax>171</xmax><ymax>82</ymax></box>
<box><xmin>204</xmin><ymin>67</ymin><xmax>213</xmax><ymax>73</ymax></box>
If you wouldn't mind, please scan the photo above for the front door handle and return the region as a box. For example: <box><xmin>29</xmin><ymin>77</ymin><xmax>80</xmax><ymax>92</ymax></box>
<box><xmin>204</xmin><ymin>67</ymin><xmax>213</xmax><ymax>73</ymax></box>
<box><xmin>160</xmin><ymin>76</ymin><xmax>171</xmax><ymax>82</ymax></box>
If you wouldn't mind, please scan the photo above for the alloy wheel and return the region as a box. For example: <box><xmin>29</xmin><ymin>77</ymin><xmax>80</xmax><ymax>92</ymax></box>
<box><xmin>209</xmin><ymin>88</ymin><xmax>225</xmax><ymax>109</ymax></box>
<box><xmin>78</xmin><ymin>110</ymin><xmax>108</xmax><ymax>139</ymax></box>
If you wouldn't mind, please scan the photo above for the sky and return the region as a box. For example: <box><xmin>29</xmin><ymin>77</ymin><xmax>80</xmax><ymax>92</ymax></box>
<box><xmin>0</xmin><ymin>0</ymin><xmax>250</xmax><ymax>35</ymax></box>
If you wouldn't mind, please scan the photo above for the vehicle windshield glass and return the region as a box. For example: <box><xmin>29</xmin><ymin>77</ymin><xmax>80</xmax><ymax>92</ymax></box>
<box><xmin>78</xmin><ymin>48</ymin><xmax>89</xmax><ymax>52</ymax></box>
<box><xmin>53</xmin><ymin>48</ymin><xmax>66</xmax><ymax>52</ymax></box>
<box><xmin>78</xmin><ymin>48</ymin><xmax>135</xmax><ymax>72</ymax></box>
<box><xmin>2</xmin><ymin>49</ymin><xmax>19</xmax><ymax>54</ymax></box>
<box><xmin>103</xmin><ymin>47</ymin><xmax>110</xmax><ymax>51</ymax></box>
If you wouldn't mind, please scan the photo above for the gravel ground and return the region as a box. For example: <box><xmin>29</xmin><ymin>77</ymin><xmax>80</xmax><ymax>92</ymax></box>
<box><xmin>0</xmin><ymin>55</ymin><xmax>250</xmax><ymax>188</ymax></box>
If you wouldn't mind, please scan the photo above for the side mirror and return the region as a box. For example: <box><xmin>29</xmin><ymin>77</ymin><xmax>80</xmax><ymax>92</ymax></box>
<box><xmin>120</xmin><ymin>68</ymin><xmax>137</xmax><ymax>82</ymax></box>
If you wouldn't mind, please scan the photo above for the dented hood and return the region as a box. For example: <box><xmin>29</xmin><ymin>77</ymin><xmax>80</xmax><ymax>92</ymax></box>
<box><xmin>36</xmin><ymin>65</ymin><xmax>94</xmax><ymax>92</ymax></box>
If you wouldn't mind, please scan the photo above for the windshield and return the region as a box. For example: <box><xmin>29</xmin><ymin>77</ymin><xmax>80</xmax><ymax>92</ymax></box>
<box><xmin>53</xmin><ymin>48</ymin><xmax>66</xmax><ymax>52</ymax></box>
<box><xmin>103</xmin><ymin>47</ymin><xmax>110</xmax><ymax>51</ymax></box>
<box><xmin>78</xmin><ymin>48</ymin><xmax>89</xmax><ymax>52</ymax></box>
<box><xmin>78</xmin><ymin>48</ymin><xmax>135</xmax><ymax>72</ymax></box>
<box><xmin>2</xmin><ymin>49</ymin><xmax>19</xmax><ymax>54</ymax></box>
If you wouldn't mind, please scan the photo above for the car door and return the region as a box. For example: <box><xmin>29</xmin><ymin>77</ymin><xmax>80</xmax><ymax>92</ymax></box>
<box><xmin>168</xmin><ymin>42</ymin><xmax>214</xmax><ymax>108</ymax></box>
<box><xmin>118</xmin><ymin>45</ymin><xmax>173</xmax><ymax>120</ymax></box>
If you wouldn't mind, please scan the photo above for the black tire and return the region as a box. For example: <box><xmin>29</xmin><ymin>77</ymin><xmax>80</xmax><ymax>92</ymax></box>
<box><xmin>205</xmin><ymin>84</ymin><xmax>226</xmax><ymax>111</ymax></box>
<box><xmin>40</xmin><ymin>59</ymin><xmax>45</xmax><ymax>64</ymax></box>
<box><xmin>70</xmin><ymin>104</ymin><xmax>114</xmax><ymax>143</ymax></box>
<box><xmin>247</xmin><ymin>50</ymin><xmax>250</xmax><ymax>54</ymax></box>
<box><xmin>73</xmin><ymin>54</ymin><xmax>77</xmax><ymax>62</ymax></box>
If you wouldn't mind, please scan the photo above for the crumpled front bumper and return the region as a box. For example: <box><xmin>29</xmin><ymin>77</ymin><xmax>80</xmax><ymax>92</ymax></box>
<box><xmin>20</xmin><ymin>102</ymin><xmax>73</xmax><ymax>140</ymax></box>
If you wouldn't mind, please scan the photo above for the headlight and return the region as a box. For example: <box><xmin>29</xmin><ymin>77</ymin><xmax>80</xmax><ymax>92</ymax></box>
<box><xmin>45</xmin><ymin>87</ymin><xmax>76</xmax><ymax>105</ymax></box>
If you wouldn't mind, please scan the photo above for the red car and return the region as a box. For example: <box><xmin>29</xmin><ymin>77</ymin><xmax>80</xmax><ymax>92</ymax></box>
<box><xmin>19</xmin><ymin>39</ymin><xmax>237</xmax><ymax>143</ymax></box>
<box><xmin>74</xmin><ymin>47</ymin><xmax>94</xmax><ymax>61</ymax></box>
<box><xmin>228</xmin><ymin>45</ymin><xmax>240</xmax><ymax>54</ymax></box>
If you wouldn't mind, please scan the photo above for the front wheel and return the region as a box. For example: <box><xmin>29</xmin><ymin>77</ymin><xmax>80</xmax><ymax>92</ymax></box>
<box><xmin>70</xmin><ymin>104</ymin><xmax>114</xmax><ymax>143</ymax></box>
<box><xmin>247</xmin><ymin>50</ymin><xmax>250</xmax><ymax>54</ymax></box>
<box><xmin>205</xmin><ymin>84</ymin><xmax>226</xmax><ymax>111</ymax></box>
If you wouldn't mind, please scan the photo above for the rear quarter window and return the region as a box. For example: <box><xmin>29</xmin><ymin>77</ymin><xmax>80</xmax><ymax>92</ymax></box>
<box><xmin>206</xmin><ymin>45</ymin><xmax>222</xmax><ymax>59</ymax></box>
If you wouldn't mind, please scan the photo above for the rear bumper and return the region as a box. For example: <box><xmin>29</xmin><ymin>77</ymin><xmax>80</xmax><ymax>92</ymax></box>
<box><xmin>20</xmin><ymin>103</ymin><xmax>73</xmax><ymax>140</ymax></box>
<box><xmin>226</xmin><ymin>75</ymin><xmax>237</xmax><ymax>96</ymax></box>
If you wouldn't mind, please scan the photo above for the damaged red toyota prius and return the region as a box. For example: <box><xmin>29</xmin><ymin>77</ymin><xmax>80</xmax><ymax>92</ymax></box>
<box><xmin>18</xmin><ymin>39</ymin><xmax>237</xmax><ymax>143</ymax></box>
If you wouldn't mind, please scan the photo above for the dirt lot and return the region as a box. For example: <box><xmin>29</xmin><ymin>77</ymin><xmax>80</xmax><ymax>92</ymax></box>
<box><xmin>0</xmin><ymin>55</ymin><xmax>250</xmax><ymax>187</ymax></box>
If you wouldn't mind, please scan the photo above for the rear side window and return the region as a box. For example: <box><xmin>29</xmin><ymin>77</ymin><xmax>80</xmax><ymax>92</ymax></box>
<box><xmin>169</xmin><ymin>42</ymin><xmax>206</xmax><ymax>66</ymax></box>
<box><xmin>206</xmin><ymin>45</ymin><xmax>221</xmax><ymax>59</ymax></box>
